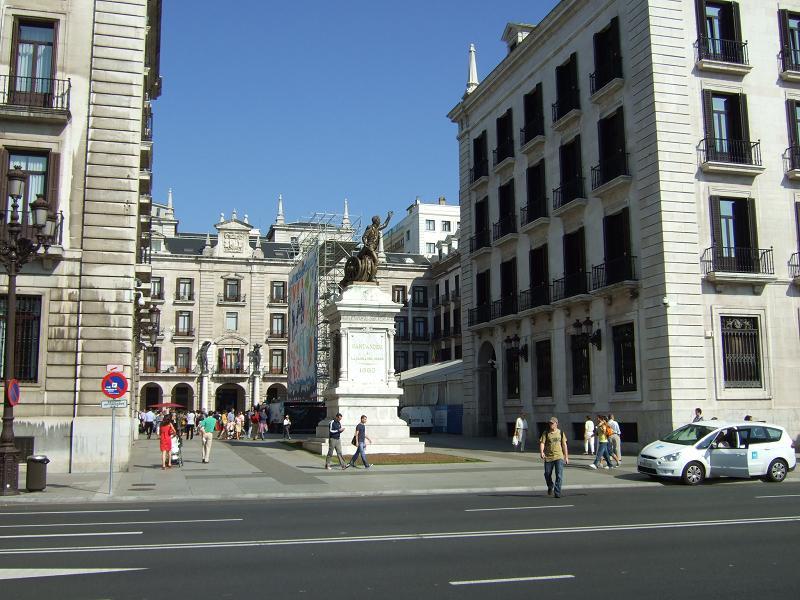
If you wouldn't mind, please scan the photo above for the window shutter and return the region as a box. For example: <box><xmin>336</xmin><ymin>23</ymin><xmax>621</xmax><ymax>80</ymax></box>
<box><xmin>217</xmin><ymin>348</ymin><xmax>224</xmax><ymax>370</ymax></box>
<box><xmin>779</xmin><ymin>10</ymin><xmax>791</xmax><ymax>51</ymax></box>
<box><xmin>542</xmin><ymin>244</ymin><xmax>549</xmax><ymax>284</ymax></box>
<box><xmin>574</xmin><ymin>134</ymin><xmax>583</xmax><ymax>178</ymax></box>
<box><xmin>730</xmin><ymin>2</ymin><xmax>742</xmax><ymax>42</ymax></box>
<box><xmin>602</xmin><ymin>214</ymin><xmax>611</xmax><ymax>261</ymax></box>
<box><xmin>238</xmin><ymin>348</ymin><xmax>244</xmax><ymax>368</ymax></box>
<box><xmin>745</xmin><ymin>198</ymin><xmax>758</xmax><ymax>250</ymax></box>
<box><xmin>695</xmin><ymin>0</ymin><xmax>707</xmax><ymax>38</ymax></box>
<box><xmin>702</xmin><ymin>90</ymin><xmax>715</xmax><ymax>140</ymax></box>
<box><xmin>593</xmin><ymin>29</ymin><xmax>602</xmax><ymax>75</ymax></box>
<box><xmin>614</xmin><ymin>107</ymin><xmax>626</xmax><ymax>154</ymax></box>
<box><xmin>598</xmin><ymin>117</ymin><xmax>607</xmax><ymax>158</ymax></box>
<box><xmin>0</xmin><ymin>147</ymin><xmax>8</xmax><ymax>208</ymax></box>
<box><xmin>535</xmin><ymin>82</ymin><xmax>543</xmax><ymax>129</ymax></box>
<box><xmin>709</xmin><ymin>196</ymin><xmax>722</xmax><ymax>248</ymax></box>
<box><xmin>737</xmin><ymin>94</ymin><xmax>750</xmax><ymax>141</ymax></box>
<box><xmin>46</xmin><ymin>152</ymin><xmax>60</xmax><ymax>211</ymax></box>
<box><xmin>795</xmin><ymin>202</ymin><xmax>800</xmax><ymax>253</ymax></box>
<box><xmin>577</xmin><ymin>227</ymin><xmax>586</xmax><ymax>273</ymax></box>
<box><xmin>787</xmin><ymin>100</ymin><xmax>798</xmax><ymax>147</ymax></box>
<box><xmin>569</xmin><ymin>53</ymin><xmax>580</xmax><ymax>108</ymax></box>
<box><xmin>609</xmin><ymin>16</ymin><xmax>622</xmax><ymax>75</ymax></box>
<box><xmin>620</xmin><ymin>207</ymin><xmax>631</xmax><ymax>257</ymax></box>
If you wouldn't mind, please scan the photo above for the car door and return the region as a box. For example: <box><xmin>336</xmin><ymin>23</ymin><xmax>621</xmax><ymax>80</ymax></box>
<box><xmin>708</xmin><ymin>428</ymin><xmax>749</xmax><ymax>478</ymax></box>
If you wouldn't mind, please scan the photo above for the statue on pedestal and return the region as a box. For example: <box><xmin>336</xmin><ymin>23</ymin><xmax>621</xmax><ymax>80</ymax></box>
<box><xmin>341</xmin><ymin>212</ymin><xmax>392</xmax><ymax>287</ymax></box>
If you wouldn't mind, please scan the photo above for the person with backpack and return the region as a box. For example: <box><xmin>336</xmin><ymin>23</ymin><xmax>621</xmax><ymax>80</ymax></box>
<box><xmin>589</xmin><ymin>415</ymin><xmax>615</xmax><ymax>469</ymax></box>
<box><xmin>325</xmin><ymin>413</ymin><xmax>347</xmax><ymax>470</ymax></box>
<box><xmin>539</xmin><ymin>416</ymin><xmax>569</xmax><ymax>498</ymax></box>
<box><xmin>607</xmin><ymin>413</ymin><xmax>622</xmax><ymax>466</ymax></box>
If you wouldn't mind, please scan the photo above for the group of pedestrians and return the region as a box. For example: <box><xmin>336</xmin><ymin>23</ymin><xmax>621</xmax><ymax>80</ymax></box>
<box><xmin>325</xmin><ymin>413</ymin><xmax>372</xmax><ymax>470</ymax></box>
<box><xmin>584</xmin><ymin>413</ymin><xmax>622</xmax><ymax>469</ymax></box>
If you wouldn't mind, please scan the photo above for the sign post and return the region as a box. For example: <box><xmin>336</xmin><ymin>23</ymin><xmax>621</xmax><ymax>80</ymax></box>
<box><xmin>101</xmin><ymin>371</ymin><xmax>128</xmax><ymax>496</ymax></box>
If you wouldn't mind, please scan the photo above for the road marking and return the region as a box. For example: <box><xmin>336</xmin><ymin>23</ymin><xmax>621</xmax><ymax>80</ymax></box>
<box><xmin>450</xmin><ymin>574</ymin><xmax>574</xmax><ymax>586</ymax></box>
<box><xmin>0</xmin><ymin>568</ymin><xmax>145</xmax><ymax>581</ymax></box>
<box><xmin>465</xmin><ymin>505</ymin><xmax>574</xmax><ymax>512</ymax></box>
<box><xmin>0</xmin><ymin>532</ymin><xmax>142</xmax><ymax>540</ymax></box>
<box><xmin>0</xmin><ymin>509</ymin><xmax>149</xmax><ymax>517</ymax></box>
<box><xmin>755</xmin><ymin>494</ymin><xmax>800</xmax><ymax>499</ymax></box>
<box><xmin>0</xmin><ymin>518</ymin><xmax>242</xmax><ymax>529</ymax></box>
<box><xmin>0</xmin><ymin>515</ymin><xmax>797</xmax><ymax>555</ymax></box>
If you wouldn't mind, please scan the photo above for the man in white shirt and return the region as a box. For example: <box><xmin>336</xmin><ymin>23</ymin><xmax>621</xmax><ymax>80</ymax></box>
<box><xmin>583</xmin><ymin>415</ymin><xmax>595</xmax><ymax>455</ymax></box>
<box><xmin>514</xmin><ymin>413</ymin><xmax>529</xmax><ymax>452</ymax></box>
<box><xmin>607</xmin><ymin>413</ymin><xmax>622</xmax><ymax>466</ymax></box>
<box><xmin>185</xmin><ymin>410</ymin><xmax>196</xmax><ymax>440</ymax></box>
<box><xmin>144</xmin><ymin>409</ymin><xmax>155</xmax><ymax>439</ymax></box>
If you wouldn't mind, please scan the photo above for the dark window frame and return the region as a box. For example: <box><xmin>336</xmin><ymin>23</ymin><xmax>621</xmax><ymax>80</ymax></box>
<box><xmin>570</xmin><ymin>334</ymin><xmax>591</xmax><ymax>395</ymax></box>
<box><xmin>0</xmin><ymin>295</ymin><xmax>41</xmax><ymax>382</ymax></box>
<box><xmin>720</xmin><ymin>315</ymin><xmax>762</xmax><ymax>388</ymax></box>
<box><xmin>612</xmin><ymin>323</ymin><xmax>637</xmax><ymax>392</ymax></box>
<box><xmin>535</xmin><ymin>338</ymin><xmax>552</xmax><ymax>397</ymax></box>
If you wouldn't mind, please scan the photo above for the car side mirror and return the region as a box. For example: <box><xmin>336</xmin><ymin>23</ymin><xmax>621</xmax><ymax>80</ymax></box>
<box><xmin>709</xmin><ymin>442</ymin><xmax>718</xmax><ymax>450</ymax></box>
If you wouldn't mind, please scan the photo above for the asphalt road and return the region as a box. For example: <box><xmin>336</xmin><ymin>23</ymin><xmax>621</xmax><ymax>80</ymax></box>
<box><xmin>0</xmin><ymin>479</ymin><xmax>799</xmax><ymax>599</ymax></box>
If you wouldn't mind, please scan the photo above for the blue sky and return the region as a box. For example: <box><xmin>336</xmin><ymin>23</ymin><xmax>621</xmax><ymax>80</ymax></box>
<box><xmin>154</xmin><ymin>1</ymin><xmax>559</xmax><ymax>234</ymax></box>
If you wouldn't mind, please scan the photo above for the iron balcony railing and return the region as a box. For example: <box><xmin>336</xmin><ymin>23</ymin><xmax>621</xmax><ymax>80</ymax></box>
<box><xmin>470</xmin><ymin>159</ymin><xmax>489</xmax><ymax>183</ymax></box>
<box><xmin>520</xmin><ymin>121</ymin><xmax>544</xmax><ymax>146</ymax></box>
<box><xmin>218</xmin><ymin>365</ymin><xmax>245</xmax><ymax>374</ymax></box>
<box><xmin>269</xmin><ymin>294</ymin><xmax>287</xmax><ymax>304</ymax></box>
<box><xmin>450</xmin><ymin>290</ymin><xmax>460</xmax><ymax>303</ymax></box>
<box><xmin>440</xmin><ymin>293</ymin><xmax>450</xmax><ymax>306</ymax></box>
<box><xmin>694</xmin><ymin>37</ymin><xmax>748</xmax><ymax>65</ymax></box>
<box><xmin>591</xmin><ymin>153</ymin><xmax>630</xmax><ymax>189</ymax></box>
<box><xmin>174</xmin><ymin>292</ymin><xmax>194</xmax><ymax>301</ymax></box>
<box><xmin>492</xmin><ymin>215</ymin><xmax>517</xmax><ymax>241</ymax></box>
<box><xmin>469</xmin><ymin>229</ymin><xmax>491</xmax><ymax>253</ymax></box>
<box><xmin>492</xmin><ymin>295</ymin><xmax>518</xmax><ymax>319</ymax></box>
<box><xmin>789</xmin><ymin>252</ymin><xmax>800</xmax><ymax>278</ymax></box>
<box><xmin>786</xmin><ymin>146</ymin><xmax>800</xmax><ymax>171</ymax></box>
<box><xmin>143</xmin><ymin>364</ymin><xmax>160</xmax><ymax>374</ymax></box>
<box><xmin>218</xmin><ymin>293</ymin><xmax>247</xmax><ymax>303</ymax></box>
<box><xmin>138</xmin><ymin>244</ymin><xmax>152</xmax><ymax>265</ymax></box>
<box><xmin>412</xmin><ymin>332</ymin><xmax>430</xmax><ymax>342</ymax></box>
<box><xmin>492</xmin><ymin>139</ymin><xmax>515</xmax><ymax>165</ymax></box>
<box><xmin>552</xmin><ymin>95</ymin><xmax>579</xmax><ymax>122</ymax></box>
<box><xmin>268</xmin><ymin>366</ymin><xmax>287</xmax><ymax>375</ymax></box>
<box><xmin>174</xmin><ymin>328</ymin><xmax>195</xmax><ymax>337</ymax></box>
<box><xmin>268</xmin><ymin>330</ymin><xmax>288</xmax><ymax>339</ymax></box>
<box><xmin>591</xmin><ymin>255</ymin><xmax>637</xmax><ymax>290</ymax></box>
<box><xmin>519</xmin><ymin>284</ymin><xmax>550</xmax><ymax>311</ymax></box>
<box><xmin>150</xmin><ymin>290</ymin><xmax>164</xmax><ymax>301</ymax></box>
<box><xmin>0</xmin><ymin>74</ymin><xmax>71</xmax><ymax>111</ymax></box>
<box><xmin>395</xmin><ymin>332</ymin><xmax>409</xmax><ymax>341</ymax></box>
<box><xmin>521</xmin><ymin>197</ymin><xmax>549</xmax><ymax>225</ymax></box>
<box><xmin>551</xmin><ymin>272</ymin><xmax>589</xmax><ymax>302</ymax></box>
<box><xmin>553</xmin><ymin>177</ymin><xmax>586</xmax><ymax>209</ymax></box>
<box><xmin>780</xmin><ymin>47</ymin><xmax>800</xmax><ymax>72</ymax></box>
<box><xmin>468</xmin><ymin>304</ymin><xmax>492</xmax><ymax>326</ymax></box>
<box><xmin>589</xmin><ymin>59</ymin><xmax>623</xmax><ymax>94</ymax></box>
<box><xmin>432</xmin><ymin>295</ymin><xmax>441</xmax><ymax>308</ymax></box>
<box><xmin>700</xmin><ymin>137</ymin><xmax>761</xmax><ymax>166</ymax></box>
<box><xmin>701</xmin><ymin>247</ymin><xmax>774</xmax><ymax>276</ymax></box>
<box><xmin>142</xmin><ymin>112</ymin><xmax>153</xmax><ymax>141</ymax></box>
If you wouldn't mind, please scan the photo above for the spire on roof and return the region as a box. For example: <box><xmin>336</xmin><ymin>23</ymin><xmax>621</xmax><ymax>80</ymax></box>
<box><xmin>231</xmin><ymin>208</ymin><xmax>238</xmax><ymax>221</ymax></box>
<box><xmin>167</xmin><ymin>187</ymin><xmax>173</xmax><ymax>209</ymax></box>
<box><xmin>276</xmin><ymin>194</ymin><xmax>285</xmax><ymax>225</ymax></box>
<box><xmin>466</xmin><ymin>43</ymin><xmax>479</xmax><ymax>95</ymax></box>
<box><xmin>342</xmin><ymin>198</ymin><xmax>350</xmax><ymax>227</ymax></box>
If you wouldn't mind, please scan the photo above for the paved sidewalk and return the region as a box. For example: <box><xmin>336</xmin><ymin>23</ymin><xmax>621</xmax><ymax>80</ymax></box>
<box><xmin>2</xmin><ymin>434</ymin><xmax>794</xmax><ymax>505</ymax></box>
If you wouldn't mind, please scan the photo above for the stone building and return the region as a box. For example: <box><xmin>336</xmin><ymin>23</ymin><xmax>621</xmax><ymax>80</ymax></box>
<box><xmin>0</xmin><ymin>0</ymin><xmax>162</xmax><ymax>472</ymax></box>
<box><xmin>448</xmin><ymin>0</ymin><xmax>800</xmax><ymax>445</ymax></box>
<box><xmin>384</xmin><ymin>196</ymin><xmax>461</xmax><ymax>258</ymax></box>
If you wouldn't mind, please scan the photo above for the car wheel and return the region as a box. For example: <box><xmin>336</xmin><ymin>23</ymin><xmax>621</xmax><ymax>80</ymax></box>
<box><xmin>766</xmin><ymin>459</ymin><xmax>789</xmax><ymax>483</ymax></box>
<box><xmin>681</xmin><ymin>461</ymin><xmax>705</xmax><ymax>485</ymax></box>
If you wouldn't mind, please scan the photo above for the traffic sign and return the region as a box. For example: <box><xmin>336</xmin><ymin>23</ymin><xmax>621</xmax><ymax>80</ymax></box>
<box><xmin>6</xmin><ymin>379</ymin><xmax>20</xmax><ymax>407</ymax></box>
<box><xmin>101</xmin><ymin>399</ymin><xmax>127</xmax><ymax>409</ymax></box>
<box><xmin>101</xmin><ymin>372</ymin><xmax>128</xmax><ymax>399</ymax></box>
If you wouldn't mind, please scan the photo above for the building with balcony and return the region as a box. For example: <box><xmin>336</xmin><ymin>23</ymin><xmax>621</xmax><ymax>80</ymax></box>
<box><xmin>383</xmin><ymin>195</ymin><xmax>461</xmax><ymax>258</ymax></box>
<box><xmin>0</xmin><ymin>0</ymin><xmax>162</xmax><ymax>472</ymax></box>
<box><xmin>448</xmin><ymin>0</ymin><xmax>800</xmax><ymax>445</ymax></box>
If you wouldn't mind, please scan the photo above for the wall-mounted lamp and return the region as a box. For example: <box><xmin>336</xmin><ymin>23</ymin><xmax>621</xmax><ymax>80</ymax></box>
<box><xmin>572</xmin><ymin>317</ymin><xmax>602</xmax><ymax>351</ymax></box>
<box><xmin>504</xmin><ymin>333</ymin><xmax>529</xmax><ymax>362</ymax></box>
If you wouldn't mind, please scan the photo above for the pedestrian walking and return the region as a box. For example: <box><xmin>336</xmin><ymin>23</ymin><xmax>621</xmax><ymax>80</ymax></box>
<box><xmin>589</xmin><ymin>416</ymin><xmax>614</xmax><ymax>469</ymax></box>
<box><xmin>347</xmin><ymin>415</ymin><xmax>372</xmax><ymax>469</ymax></box>
<box><xmin>282</xmin><ymin>414</ymin><xmax>292</xmax><ymax>440</ymax></box>
<box><xmin>692</xmin><ymin>407</ymin><xmax>703</xmax><ymax>422</ymax></box>
<box><xmin>513</xmin><ymin>413</ymin><xmax>528</xmax><ymax>452</ymax></box>
<box><xmin>198</xmin><ymin>411</ymin><xmax>217</xmax><ymax>463</ymax></box>
<box><xmin>159</xmin><ymin>415</ymin><xmax>177</xmax><ymax>469</ymax></box>
<box><xmin>325</xmin><ymin>413</ymin><xmax>347</xmax><ymax>470</ymax></box>
<box><xmin>258</xmin><ymin>406</ymin><xmax>268</xmax><ymax>440</ymax></box>
<box><xmin>153</xmin><ymin>410</ymin><xmax>163</xmax><ymax>438</ymax></box>
<box><xmin>185</xmin><ymin>410</ymin><xmax>196</xmax><ymax>440</ymax></box>
<box><xmin>539</xmin><ymin>416</ymin><xmax>569</xmax><ymax>498</ymax></box>
<box><xmin>249</xmin><ymin>410</ymin><xmax>260</xmax><ymax>440</ymax></box>
<box><xmin>607</xmin><ymin>413</ymin><xmax>622</xmax><ymax>465</ymax></box>
<box><xmin>143</xmin><ymin>409</ymin><xmax>155</xmax><ymax>439</ymax></box>
<box><xmin>583</xmin><ymin>414</ymin><xmax>595</xmax><ymax>455</ymax></box>
<box><xmin>234</xmin><ymin>411</ymin><xmax>244</xmax><ymax>440</ymax></box>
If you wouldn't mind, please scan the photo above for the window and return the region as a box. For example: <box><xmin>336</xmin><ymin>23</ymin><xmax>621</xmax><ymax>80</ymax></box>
<box><xmin>535</xmin><ymin>339</ymin><xmax>552</xmax><ymax>397</ymax></box>
<box><xmin>593</xmin><ymin>107</ymin><xmax>628</xmax><ymax>188</ymax></box>
<box><xmin>405</xmin><ymin>230</ymin><xmax>410</xmax><ymax>241</ymax></box>
<box><xmin>270</xmin><ymin>349</ymin><xmax>285</xmax><ymax>373</ymax></box>
<box><xmin>452</xmin><ymin>307</ymin><xmax>461</xmax><ymax>333</ymax></box>
<box><xmin>591</xmin><ymin>17</ymin><xmax>622</xmax><ymax>93</ymax></box>
<box><xmin>0</xmin><ymin>295</ymin><xmax>41</xmax><ymax>381</ymax></box>
<box><xmin>522</xmin><ymin>83</ymin><xmax>544</xmax><ymax>144</ymax></box>
<box><xmin>557</xmin><ymin>227</ymin><xmax>586</xmax><ymax>299</ymax></box>
<box><xmin>570</xmin><ymin>334</ymin><xmax>590</xmax><ymax>395</ymax></box>
<box><xmin>454</xmin><ymin>345</ymin><xmax>462</xmax><ymax>359</ymax></box>
<box><xmin>471</xmin><ymin>130</ymin><xmax>488</xmax><ymax>181</ymax></box>
<box><xmin>392</xmin><ymin>285</ymin><xmax>407</xmax><ymax>304</ymax></box>
<box><xmin>412</xmin><ymin>285</ymin><xmax>427</xmax><ymax>307</ymax></box>
<box><xmin>779</xmin><ymin>9</ymin><xmax>800</xmax><ymax>71</ymax></box>
<box><xmin>413</xmin><ymin>351</ymin><xmax>428</xmax><ymax>368</ymax></box>
<box><xmin>721</xmin><ymin>316</ymin><xmax>761</xmax><ymax>388</ymax></box>
<box><xmin>413</xmin><ymin>317</ymin><xmax>428</xmax><ymax>339</ymax></box>
<box><xmin>175</xmin><ymin>348</ymin><xmax>191</xmax><ymax>373</ymax></box>
<box><xmin>506</xmin><ymin>347</ymin><xmax>520</xmax><ymax>399</ymax></box>
<box><xmin>219</xmin><ymin>348</ymin><xmax>244</xmax><ymax>373</ymax></box>
<box><xmin>471</xmin><ymin>196</ymin><xmax>490</xmax><ymax>251</ymax></box>
<box><xmin>270</xmin><ymin>313</ymin><xmax>285</xmax><ymax>336</ymax></box>
<box><xmin>270</xmin><ymin>281</ymin><xmax>286</xmax><ymax>303</ymax></box>
<box><xmin>425</xmin><ymin>219</ymin><xmax>435</xmax><ymax>231</ymax></box>
<box><xmin>786</xmin><ymin>100</ymin><xmax>800</xmax><ymax>170</ymax></box>
<box><xmin>454</xmin><ymin>274</ymin><xmax>460</xmax><ymax>293</ymax></box>
<box><xmin>224</xmin><ymin>279</ymin><xmax>240</xmax><ymax>302</ymax></box>
<box><xmin>555</xmin><ymin>136</ymin><xmax>584</xmax><ymax>207</ymax></box>
<box><xmin>442</xmin><ymin>221</ymin><xmax>451</xmax><ymax>232</ymax></box>
<box><xmin>426</xmin><ymin>242</ymin><xmax>436</xmax><ymax>254</ymax></box>
<box><xmin>526</xmin><ymin>244</ymin><xmax>549</xmax><ymax>308</ymax></box>
<box><xmin>394</xmin><ymin>316</ymin><xmax>408</xmax><ymax>339</ymax></box>
<box><xmin>553</xmin><ymin>52</ymin><xmax>579</xmax><ymax>121</ymax></box>
<box><xmin>225</xmin><ymin>312</ymin><xmax>238</xmax><ymax>331</ymax></box>
<box><xmin>175</xmin><ymin>311</ymin><xmax>193</xmax><ymax>336</ymax></box>
<box><xmin>499</xmin><ymin>257</ymin><xmax>517</xmax><ymax>316</ymax></box>
<box><xmin>601</xmin><ymin>208</ymin><xmax>633</xmax><ymax>286</ymax></box>
<box><xmin>151</xmin><ymin>277</ymin><xmax>163</xmax><ymax>300</ymax></box>
<box><xmin>143</xmin><ymin>347</ymin><xmax>160</xmax><ymax>373</ymax></box>
<box><xmin>612</xmin><ymin>323</ymin><xmax>636</xmax><ymax>392</ymax></box>
<box><xmin>494</xmin><ymin>108</ymin><xmax>514</xmax><ymax>164</ymax></box>
<box><xmin>695</xmin><ymin>0</ymin><xmax>745</xmax><ymax>64</ymax></box>
<box><xmin>701</xmin><ymin>91</ymin><xmax>754</xmax><ymax>164</ymax></box>
<box><xmin>394</xmin><ymin>351</ymin><xmax>409</xmax><ymax>372</ymax></box>
<box><xmin>709</xmin><ymin>196</ymin><xmax>760</xmax><ymax>273</ymax></box>
<box><xmin>495</xmin><ymin>179</ymin><xmax>516</xmax><ymax>239</ymax></box>
<box><xmin>4</xmin><ymin>151</ymin><xmax>49</xmax><ymax>221</ymax></box>
<box><xmin>522</xmin><ymin>161</ymin><xmax>547</xmax><ymax>226</ymax></box>
<box><xmin>10</xmin><ymin>20</ymin><xmax>56</xmax><ymax>107</ymax></box>
<box><xmin>176</xmin><ymin>278</ymin><xmax>193</xmax><ymax>301</ymax></box>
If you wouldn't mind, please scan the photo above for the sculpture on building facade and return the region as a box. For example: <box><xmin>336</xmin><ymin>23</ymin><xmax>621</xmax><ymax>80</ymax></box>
<box><xmin>197</xmin><ymin>340</ymin><xmax>211</xmax><ymax>373</ymax></box>
<box><xmin>341</xmin><ymin>211</ymin><xmax>392</xmax><ymax>287</ymax></box>
<box><xmin>250</xmin><ymin>343</ymin><xmax>262</xmax><ymax>373</ymax></box>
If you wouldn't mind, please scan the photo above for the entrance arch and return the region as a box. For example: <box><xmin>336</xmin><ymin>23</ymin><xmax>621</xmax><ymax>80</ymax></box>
<box><xmin>141</xmin><ymin>383</ymin><xmax>163</xmax><ymax>411</ymax></box>
<box><xmin>171</xmin><ymin>384</ymin><xmax>194</xmax><ymax>411</ymax></box>
<box><xmin>476</xmin><ymin>341</ymin><xmax>498</xmax><ymax>436</ymax></box>
<box><xmin>215</xmin><ymin>383</ymin><xmax>245</xmax><ymax>413</ymax></box>
<box><xmin>266</xmin><ymin>383</ymin><xmax>287</xmax><ymax>404</ymax></box>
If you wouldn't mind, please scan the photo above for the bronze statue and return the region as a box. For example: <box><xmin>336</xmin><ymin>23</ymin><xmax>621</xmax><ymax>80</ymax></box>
<box><xmin>341</xmin><ymin>211</ymin><xmax>393</xmax><ymax>287</ymax></box>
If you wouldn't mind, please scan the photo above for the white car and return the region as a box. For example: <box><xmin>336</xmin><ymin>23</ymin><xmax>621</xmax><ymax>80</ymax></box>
<box><xmin>638</xmin><ymin>421</ymin><xmax>797</xmax><ymax>485</ymax></box>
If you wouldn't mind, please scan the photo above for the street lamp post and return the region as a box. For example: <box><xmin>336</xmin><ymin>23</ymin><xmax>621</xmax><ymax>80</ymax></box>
<box><xmin>0</xmin><ymin>165</ymin><xmax>56</xmax><ymax>495</ymax></box>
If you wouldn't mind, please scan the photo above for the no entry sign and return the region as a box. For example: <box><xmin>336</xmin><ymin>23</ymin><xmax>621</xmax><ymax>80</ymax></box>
<box><xmin>6</xmin><ymin>379</ymin><xmax>20</xmax><ymax>406</ymax></box>
<box><xmin>101</xmin><ymin>372</ymin><xmax>128</xmax><ymax>399</ymax></box>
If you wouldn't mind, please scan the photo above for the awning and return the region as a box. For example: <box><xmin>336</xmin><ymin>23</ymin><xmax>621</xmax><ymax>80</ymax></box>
<box><xmin>397</xmin><ymin>359</ymin><xmax>463</xmax><ymax>385</ymax></box>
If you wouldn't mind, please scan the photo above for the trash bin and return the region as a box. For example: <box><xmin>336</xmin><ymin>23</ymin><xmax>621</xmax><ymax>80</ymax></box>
<box><xmin>26</xmin><ymin>455</ymin><xmax>50</xmax><ymax>492</ymax></box>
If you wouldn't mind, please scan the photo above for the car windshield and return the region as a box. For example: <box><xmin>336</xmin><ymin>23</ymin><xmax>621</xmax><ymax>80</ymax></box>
<box><xmin>660</xmin><ymin>424</ymin><xmax>717</xmax><ymax>446</ymax></box>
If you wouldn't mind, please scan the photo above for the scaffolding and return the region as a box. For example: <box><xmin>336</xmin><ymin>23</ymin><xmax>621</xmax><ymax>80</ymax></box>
<box><xmin>290</xmin><ymin>212</ymin><xmax>360</xmax><ymax>400</ymax></box>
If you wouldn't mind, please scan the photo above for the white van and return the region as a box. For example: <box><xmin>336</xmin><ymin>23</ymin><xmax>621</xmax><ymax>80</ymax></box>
<box><xmin>637</xmin><ymin>421</ymin><xmax>796</xmax><ymax>485</ymax></box>
<box><xmin>399</xmin><ymin>406</ymin><xmax>433</xmax><ymax>433</ymax></box>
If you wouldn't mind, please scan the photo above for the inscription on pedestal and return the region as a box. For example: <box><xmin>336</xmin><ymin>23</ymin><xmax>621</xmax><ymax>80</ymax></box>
<box><xmin>348</xmin><ymin>332</ymin><xmax>385</xmax><ymax>382</ymax></box>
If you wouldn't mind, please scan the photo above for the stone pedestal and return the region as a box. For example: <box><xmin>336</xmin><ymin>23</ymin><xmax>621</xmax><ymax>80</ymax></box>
<box><xmin>303</xmin><ymin>283</ymin><xmax>424</xmax><ymax>454</ymax></box>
